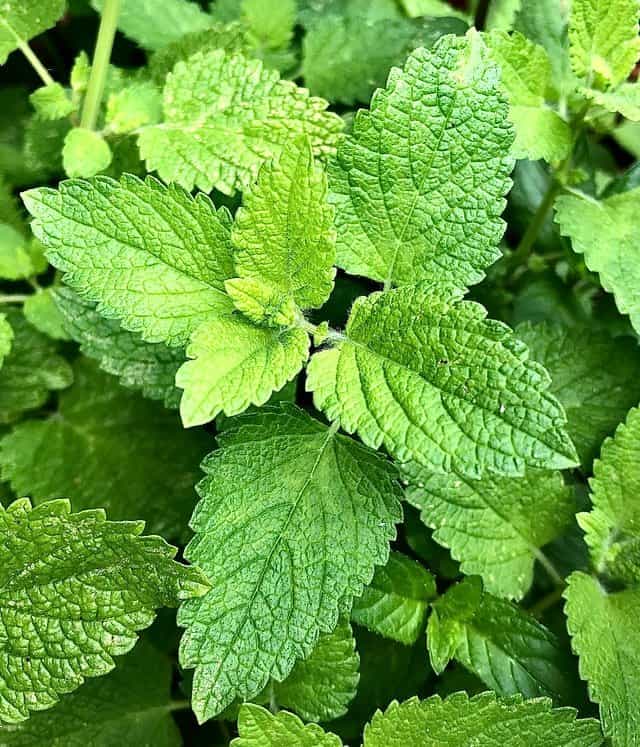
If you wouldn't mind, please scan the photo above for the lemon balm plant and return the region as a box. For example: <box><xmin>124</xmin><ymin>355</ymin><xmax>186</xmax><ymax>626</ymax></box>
<box><xmin>0</xmin><ymin>0</ymin><xmax>640</xmax><ymax>744</ymax></box>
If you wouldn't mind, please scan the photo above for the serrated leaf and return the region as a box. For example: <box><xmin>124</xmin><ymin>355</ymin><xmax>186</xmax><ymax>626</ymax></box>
<box><xmin>513</xmin><ymin>0</ymin><xmax>572</xmax><ymax>85</ymax></box>
<box><xmin>351</xmin><ymin>551</ymin><xmax>436</xmax><ymax>644</ymax></box>
<box><xmin>0</xmin><ymin>0</ymin><xmax>65</xmax><ymax>65</ymax></box>
<box><xmin>54</xmin><ymin>286</ymin><xmax>184</xmax><ymax>408</ymax></box>
<box><xmin>307</xmin><ymin>284</ymin><xmax>577</xmax><ymax>479</ymax></box>
<box><xmin>105</xmin><ymin>81</ymin><xmax>162</xmax><ymax>134</ymax></box>
<box><xmin>405</xmin><ymin>466</ymin><xmax>573</xmax><ymax>600</ymax></box>
<box><xmin>329</xmin><ymin>32</ymin><xmax>514</xmax><ymax>289</ymax></box>
<box><xmin>29</xmin><ymin>83</ymin><xmax>74</xmax><ymax>120</ymax></box>
<box><xmin>484</xmin><ymin>31</ymin><xmax>571</xmax><ymax>162</ymax></box>
<box><xmin>362</xmin><ymin>692</ymin><xmax>603</xmax><ymax>746</ymax></box>
<box><xmin>176</xmin><ymin>315</ymin><xmax>309</xmax><ymax>427</ymax></box>
<box><xmin>0</xmin><ymin>309</ymin><xmax>73</xmax><ymax>424</ymax></box>
<box><xmin>427</xmin><ymin>577</ymin><xmax>578</xmax><ymax>703</ymax></box>
<box><xmin>62</xmin><ymin>128</ymin><xmax>112</xmax><ymax>178</ymax></box>
<box><xmin>584</xmin><ymin>82</ymin><xmax>640</xmax><ymax>121</ymax></box>
<box><xmin>138</xmin><ymin>50</ymin><xmax>343</xmax><ymax>195</ymax></box>
<box><xmin>91</xmin><ymin>0</ymin><xmax>212</xmax><ymax>50</ymax></box>
<box><xmin>555</xmin><ymin>188</ymin><xmax>640</xmax><ymax>335</ymax></box>
<box><xmin>233</xmin><ymin>704</ymin><xmax>343</xmax><ymax>747</ymax></box>
<box><xmin>23</xmin><ymin>289</ymin><xmax>70</xmax><ymax>341</ymax></box>
<box><xmin>0</xmin><ymin>315</ymin><xmax>13</xmax><ymax>370</ymax></box>
<box><xmin>0</xmin><ymin>359</ymin><xmax>209</xmax><ymax>538</ymax></box>
<box><xmin>0</xmin><ymin>498</ymin><xmax>208</xmax><ymax>723</ymax></box>
<box><xmin>569</xmin><ymin>0</ymin><xmax>640</xmax><ymax>88</ymax></box>
<box><xmin>0</xmin><ymin>642</ymin><xmax>181</xmax><ymax>745</ymax></box>
<box><xmin>233</xmin><ymin>137</ymin><xmax>335</xmax><ymax>311</ymax></box>
<box><xmin>22</xmin><ymin>174</ymin><xmax>235</xmax><ymax>347</ymax></box>
<box><xmin>516</xmin><ymin>322</ymin><xmax>640</xmax><ymax>468</ymax></box>
<box><xmin>178</xmin><ymin>405</ymin><xmax>402</xmax><ymax>722</ymax></box>
<box><xmin>273</xmin><ymin>620</ymin><xmax>359</xmax><ymax>722</ymax></box>
<box><xmin>565</xmin><ymin>572</ymin><xmax>639</xmax><ymax>746</ymax></box>
<box><xmin>578</xmin><ymin>407</ymin><xmax>640</xmax><ymax>585</ymax></box>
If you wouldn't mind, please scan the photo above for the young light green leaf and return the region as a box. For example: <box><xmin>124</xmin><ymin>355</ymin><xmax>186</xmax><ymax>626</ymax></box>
<box><xmin>54</xmin><ymin>286</ymin><xmax>184</xmax><ymax>408</ymax></box>
<box><xmin>405</xmin><ymin>466</ymin><xmax>573</xmax><ymax>600</ymax></box>
<box><xmin>273</xmin><ymin>620</ymin><xmax>359</xmax><ymax>722</ymax></box>
<box><xmin>23</xmin><ymin>289</ymin><xmax>70</xmax><ymax>341</ymax></box>
<box><xmin>565</xmin><ymin>572</ymin><xmax>639</xmax><ymax>746</ymax></box>
<box><xmin>0</xmin><ymin>359</ymin><xmax>210</xmax><ymax>538</ymax></box>
<box><xmin>584</xmin><ymin>82</ymin><xmax>640</xmax><ymax>121</ymax></box>
<box><xmin>0</xmin><ymin>314</ymin><xmax>13</xmax><ymax>370</ymax></box>
<box><xmin>176</xmin><ymin>315</ymin><xmax>309</xmax><ymax>427</ymax></box>
<box><xmin>225</xmin><ymin>278</ymin><xmax>298</xmax><ymax>328</ymax></box>
<box><xmin>62</xmin><ymin>128</ymin><xmax>113</xmax><ymax>179</ymax></box>
<box><xmin>351</xmin><ymin>551</ymin><xmax>436</xmax><ymax>644</ymax></box>
<box><xmin>0</xmin><ymin>0</ymin><xmax>65</xmax><ymax>65</ymax></box>
<box><xmin>307</xmin><ymin>284</ymin><xmax>577</xmax><ymax>479</ymax></box>
<box><xmin>0</xmin><ymin>498</ymin><xmax>208</xmax><ymax>724</ymax></box>
<box><xmin>516</xmin><ymin>322</ymin><xmax>640</xmax><ymax>467</ymax></box>
<box><xmin>22</xmin><ymin>174</ymin><xmax>235</xmax><ymax>347</ymax></box>
<box><xmin>513</xmin><ymin>0</ymin><xmax>572</xmax><ymax>85</ymax></box>
<box><xmin>29</xmin><ymin>82</ymin><xmax>74</xmax><ymax>120</ymax></box>
<box><xmin>233</xmin><ymin>137</ymin><xmax>335</xmax><ymax>310</ymax></box>
<box><xmin>178</xmin><ymin>405</ymin><xmax>402</xmax><ymax>722</ymax></box>
<box><xmin>0</xmin><ymin>224</ymin><xmax>33</xmax><ymax>280</ymax></box>
<box><xmin>329</xmin><ymin>32</ymin><xmax>514</xmax><ymax>289</ymax></box>
<box><xmin>241</xmin><ymin>0</ymin><xmax>296</xmax><ymax>52</ymax></box>
<box><xmin>484</xmin><ymin>31</ymin><xmax>571</xmax><ymax>162</ymax></box>
<box><xmin>138</xmin><ymin>50</ymin><xmax>343</xmax><ymax>195</ymax></box>
<box><xmin>0</xmin><ymin>309</ymin><xmax>73</xmax><ymax>424</ymax></box>
<box><xmin>232</xmin><ymin>704</ymin><xmax>343</xmax><ymax>747</ymax></box>
<box><xmin>362</xmin><ymin>692</ymin><xmax>603</xmax><ymax>747</ymax></box>
<box><xmin>105</xmin><ymin>82</ymin><xmax>162</xmax><ymax>134</ymax></box>
<box><xmin>555</xmin><ymin>188</ymin><xmax>640</xmax><ymax>335</ymax></box>
<box><xmin>0</xmin><ymin>642</ymin><xmax>181</xmax><ymax>746</ymax></box>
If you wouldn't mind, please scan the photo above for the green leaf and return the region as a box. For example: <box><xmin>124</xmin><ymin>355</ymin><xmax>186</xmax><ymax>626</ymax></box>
<box><xmin>0</xmin><ymin>224</ymin><xmax>33</xmax><ymax>280</ymax></box>
<box><xmin>273</xmin><ymin>620</ymin><xmax>359</xmax><ymax>722</ymax></box>
<box><xmin>516</xmin><ymin>322</ymin><xmax>640</xmax><ymax>468</ymax></box>
<box><xmin>178</xmin><ymin>405</ymin><xmax>402</xmax><ymax>722</ymax></box>
<box><xmin>233</xmin><ymin>137</ymin><xmax>335</xmax><ymax>311</ymax></box>
<box><xmin>351</xmin><ymin>551</ymin><xmax>436</xmax><ymax>644</ymax></box>
<box><xmin>329</xmin><ymin>32</ymin><xmax>514</xmax><ymax>289</ymax></box>
<box><xmin>362</xmin><ymin>692</ymin><xmax>603</xmax><ymax>747</ymax></box>
<box><xmin>555</xmin><ymin>188</ymin><xmax>640</xmax><ymax>335</ymax></box>
<box><xmin>29</xmin><ymin>82</ymin><xmax>74</xmax><ymax>120</ymax></box>
<box><xmin>513</xmin><ymin>0</ymin><xmax>572</xmax><ymax>85</ymax></box>
<box><xmin>176</xmin><ymin>315</ymin><xmax>309</xmax><ymax>427</ymax></box>
<box><xmin>241</xmin><ymin>0</ymin><xmax>296</xmax><ymax>52</ymax></box>
<box><xmin>0</xmin><ymin>359</ymin><xmax>210</xmax><ymax>538</ymax></box>
<box><xmin>578</xmin><ymin>406</ymin><xmax>640</xmax><ymax>585</ymax></box>
<box><xmin>22</xmin><ymin>174</ymin><xmax>235</xmax><ymax>347</ymax></box>
<box><xmin>569</xmin><ymin>0</ymin><xmax>640</xmax><ymax>88</ymax></box>
<box><xmin>138</xmin><ymin>50</ymin><xmax>343</xmax><ymax>195</ymax></box>
<box><xmin>565</xmin><ymin>572</ymin><xmax>639</xmax><ymax>746</ymax></box>
<box><xmin>398</xmin><ymin>0</ymin><xmax>468</xmax><ymax>19</ymax></box>
<box><xmin>53</xmin><ymin>286</ymin><xmax>184</xmax><ymax>408</ymax></box>
<box><xmin>23</xmin><ymin>289</ymin><xmax>70</xmax><ymax>341</ymax></box>
<box><xmin>105</xmin><ymin>82</ymin><xmax>162</xmax><ymax>134</ymax></box>
<box><xmin>233</xmin><ymin>704</ymin><xmax>343</xmax><ymax>747</ymax></box>
<box><xmin>405</xmin><ymin>466</ymin><xmax>573</xmax><ymax>600</ymax></box>
<box><xmin>0</xmin><ymin>0</ymin><xmax>65</xmax><ymax>65</ymax></box>
<box><xmin>486</xmin><ymin>0</ymin><xmax>521</xmax><ymax>30</ymax></box>
<box><xmin>0</xmin><ymin>497</ymin><xmax>208</xmax><ymax>723</ymax></box>
<box><xmin>91</xmin><ymin>0</ymin><xmax>212</xmax><ymax>50</ymax></box>
<box><xmin>225</xmin><ymin>278</ymin><xmax>298</xmax><ymax>328</ymax></box>
<box><xmin>0</xmin><ymin>314</ymin><xmax>13</xmax><ymax>370</ymax></box>
<box><xmin>427</xmin><ymin>577</ymin><xmax>578</xmax><ymax>703</ymax></box>
<box><xmin>484</xmin><ymin>31</ymin><xmax>571</xmax><ymax>162</ymax></box>
<box><xmin>307</xmin><ymin>284</ymin><xmax>577</xmax><ymax>479</ymax></box>
<box><xmin>584</xmin><ymin>82</ymin><xmax>640</xmax><ymax>121</ymax></box>
<box><xmin>62</xmin><ymin>128</ymin><xmax>113</xmax><ymax>178</ymax></box>
<box><xmin>0</xmin><ymin>309</ymin><xmax>73</xmax><ymax>424</ymax></box>
<box><xmin>0</xmin><ymin>642</ymin><xmax>181</xmax><ymax>745</ymax></box>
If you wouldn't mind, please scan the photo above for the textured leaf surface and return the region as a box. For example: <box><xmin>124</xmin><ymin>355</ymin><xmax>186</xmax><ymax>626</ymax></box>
<box><xmin>0</xmin><ymin>315</ymin><xmax>12</xmax><ymax>369</ymax></box>
<box><xmin>138</xmin><ymin>50</ymin><xmax>343</xmax><ymax>194</ymax></box>
<box><xmin>0</xmin><ymin>309</ymin><xmax>73</xmax><ymax>424</ymax></box>
<box><xmin>54</xmin><ymin>287</ymin><xmax>184</xmax><ymax>408</ymax></box>
<box><xmin>0</xmin><ymin>498</ymin><xmax>208</xmax><ymax>723</ymax></box>
<box><xmin>569</xmin><ymin>0</ymin><xmax>640</xmax><ymax>87</ymax></box>
<box><xmin>565</xmin><ymin>572</ymin><xmax>639</xmax><ymax>746</ymax></box>
<box><xmin>29</xmin><ymin>83</ymin><xmax>74</xmax><ymax>121</ymax></box>
<box><xmin>307</xmin><ymin>284</ymin><xmax>577</xmax><ymax>478</ymax></box>
<box><xmin>0</xmin><ymin>360</ymin><xmax>210</xmax><ymax>538</ymax></box>
<box><xmin>427</xmin><ymin>577</ymin><xmax>578</xmax><ymax>703</ymax></box>
<box><xmin>351</xmin><ymin>551</ymin><xmax>436</xmax><ymax>644</ymax></box>
<box><xmin>585</xmin><ymin>83</ymin><xmax>640</xmax><ymax>121</ymax></box>
<box><xmin>405</xmin><ymin>465</ymin><xmax>573</xmax><ymax>599</ymax></box>
<box><xmin>233</xmin><ymin>705</ymin><xmax>343</xmax><ymax>747</ymax></box>
<box><xmin>62</xmin><ymin>129</ymin><xmax>112</xmax><ymax>179</ymax></box>
<box><xmin>0</xmin><ymin>643</ymin><xmax>181</xmax><ymax>745</ymax></box>
<box><xmin>517</xmin><ymin>322</ymin><xmax>640</xmax><ymax>467</ymax></box>
<box><xmin>23</xmin><ymin>175</ymin><xmax>235</xmax><ymax>347</ymax></box>
<box><xmin>176</xmin><ymin>315</ymin><xmax>309</xmax><ymax>427</ymax></box>
<box><xmin>362</xmin><ymin>692</ymin><xmax>603</xmax><ymax>746</ymax></box>
<box><xmin>233</xmin><ymin>137</ymin><xmax>335</xmax><ymax>310</ymax></box>
<box><xmin>0</xmin><ymin>0</ymin><xmax>65</xmax><ymax>64</ymax></box>
<box><xmin>178</xmin><ymin>405</ymin><xmax>402</xmax><ymax>722</ymax></box>
<box><xmin>329</xmin><ymin>33</ymin><xmax>514</xmax><ymax>289</ymax></box>
<box><xmin>555</xmin><ymin>188</ymin><xmax>640</xmax><ymax>335</ymax></box>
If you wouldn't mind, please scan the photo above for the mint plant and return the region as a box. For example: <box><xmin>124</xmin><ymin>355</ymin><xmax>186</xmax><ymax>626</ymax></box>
<box><xmin>1</xmin><ymin>0</ymin><xmax>640</xmax><ymax>744</ymax></box>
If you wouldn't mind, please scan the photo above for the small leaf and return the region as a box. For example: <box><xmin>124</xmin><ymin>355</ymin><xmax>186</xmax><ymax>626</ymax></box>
<box><xmin>62</xmin><ymin>128</ymin><xmax>113</xmax><ymax>179</ymax></box>
<box><xmin>105</xmin><ymin>81</ymin><xmax>162</xmax><ymax>134</ymax></box>
<box><xmin>0</xmin><ymin>224</ymin><xmax>33</xmax><ymax>280</ymax></box>
<box><xmin>225</xmin><ymin>278</ymin><xmax>298</xmax><ymax>328</ymax></box>
<box><xmin>584</xmin><ymin>82</ymin><xmax>640</xmax><ymax>121</ymax></box>
<box><xmin>29</xmin><ymin>82</ymin><xmax>74</xmax><ymax>120</ymax></box>
<box><xmin>23</xmin><ymin>288</ymin><xmax>71</xmax><ymax>341</ymax></box>
<box><xmin>233</xmin><ymin>704</ymin><xmax>343</xmax><ymax>747</ymax></box>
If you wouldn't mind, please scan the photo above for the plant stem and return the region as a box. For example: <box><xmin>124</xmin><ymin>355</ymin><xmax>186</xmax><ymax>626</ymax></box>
<box><xmin>508</xmin><ymin>179</ymin><xmax>562</xmax><ymax>269</ymax></box>
<box><xmin>528</xmin><ymin>585</ymin><xmax>566</xmax><ymax>618</ymax></box>
<box><xmin>0</xmin><ymin>294</ymin><xmax>29</xmax><ymax>304</ymax></box>
<box><xmin>533</xmin><ymin>548</ymin><xmax>565</xmax><ymax>588</ymax></box>
<box><xmin>80</xmin><ymin>0</ymin><xmax>121</xmax><ymax>131</ymax></box>
<box><xmin>167</xmin><ymin>699</ymin><xmax>190</xmax><ymax>712</ymax></box>
<box><xmin>18</xmin><ymin>39</ymin><xmax>55</xmax><ymax>86</ymax></box>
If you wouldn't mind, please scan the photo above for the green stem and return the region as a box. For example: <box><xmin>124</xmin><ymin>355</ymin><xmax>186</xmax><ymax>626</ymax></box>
<box><xmin>528</xmin><ymin>585</ymin><xmax>565</xmax><ymax>618</ymax></box>
<box><xmin>0</xmin><ymin>294</ymin><xmax>29</xmax><ymax>304</ymax></box>
<box><xmin>167</xmin><ymin>699</ymin><xmax>190</xmax><ymax>713</ymax></box>
<box><xmin>533</xmin><ymin>548</ymin><xmax>565</xmax><ymax>588</ymax></box>
<box><xmin>508</xmin><ymin>179</ymin><xmax>562</xmax><ymax>269</ymax></box>
<box><xmin>0</xmin><ymin>20</ymin><xmax>55</xmax><ymax>86</ymax></box>
<box><xmin>268</xmin><ymin>681</ymin><xmax>279</xmax><ymax>714</ymax></box>
<box><xmin>80</xmin><ymin>0</ymin><xmax>121</xmax><ymax>131</ymax></box>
